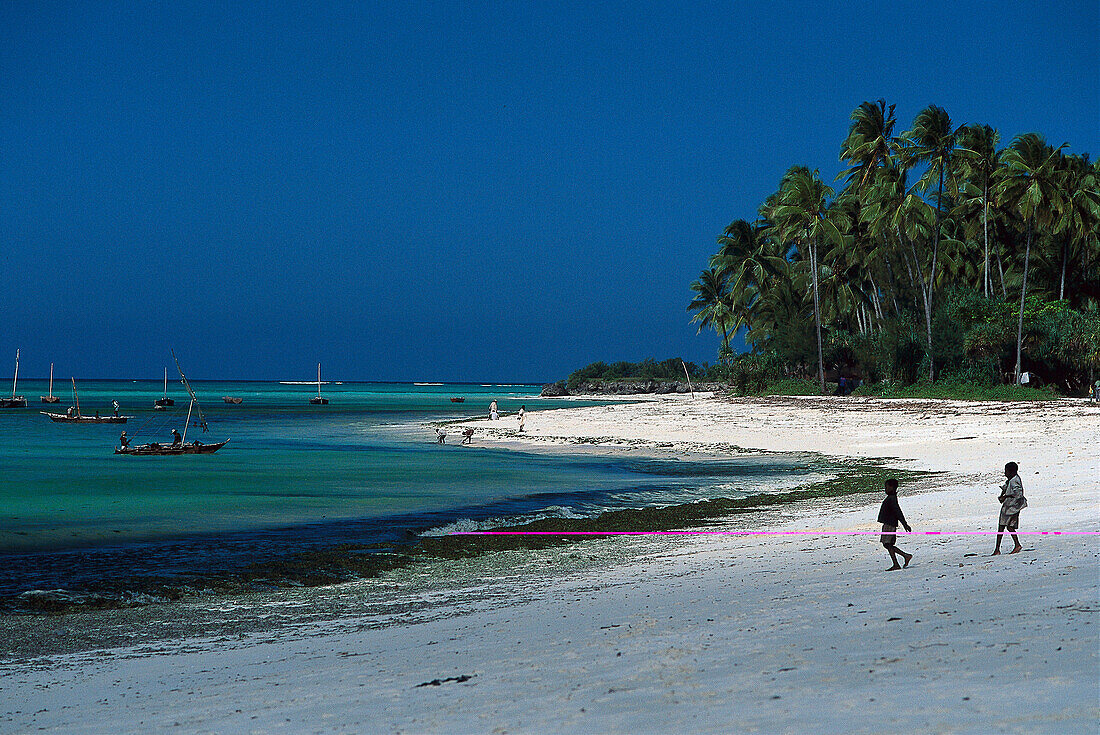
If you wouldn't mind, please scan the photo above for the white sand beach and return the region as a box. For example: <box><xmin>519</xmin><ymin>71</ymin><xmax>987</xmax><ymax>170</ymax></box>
<box><xmin>2</xmin><ymin>395</ymin><xmax>1098</xmax><ymax>734</ymax></box>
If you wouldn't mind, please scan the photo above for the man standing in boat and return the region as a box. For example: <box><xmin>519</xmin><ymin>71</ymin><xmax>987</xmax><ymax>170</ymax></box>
<box><xmin>172</xmin><ymin>428</ymin><xmax>183</xmax><ymax>446</ymax></box>
<box><xmin>119</xmin><ymin>431</ymin><xmax>130</xmax><ymax>449</ymax></box>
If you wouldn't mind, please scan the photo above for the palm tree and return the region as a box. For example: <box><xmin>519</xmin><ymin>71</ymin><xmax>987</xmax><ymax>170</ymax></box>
<box><xmin>772</xmin><ymin>168</ymin><xmax>845</xmax><ymax>393</ymax></box>
<box><xmin>955</xmin><ymin>124</ymin><xmax>1002</xmax><ymax>296</ymax></box>
<box><xmin>1053</xmin><ymin>154</ymin><xmax>1100</xmax><ymax>302</ymax></box>
<box><xmin>994</xmin><ymin>133</ymin><xmax>1069</xmax><ymax>383</ymax></box>
<box><xmin>713</xmin><ymin>220</ymin><xmax>786</xmax><ymax>322</ymax></box>
<box><xmin>899</xmin><ymin>105</ymin><xmax>956</xmax><ymax>382</ymax></box>
<box><xmin>839</xmin><ymin>100</ymin><xmax>898</xmax><ymax>189</ymax></box>
<box><xmin>688</xmin><ymin>267</ymin><xmax>733</xmax><ymax>355</ymax></box>
<box><xmin>863</xmin><ymin>159</ymin><xmax>936</xmax><ymax>362</ymax></box>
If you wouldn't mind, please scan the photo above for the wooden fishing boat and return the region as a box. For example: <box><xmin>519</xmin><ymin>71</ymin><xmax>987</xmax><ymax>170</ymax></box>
<box><xmin>115</xmin><ymin>352</ymin><xmax>228</xmax><ymax>456</ymax></box>
<box><xmin>450</xmin><ymin>397</ymin><xmax>465</xmax><ymax>403</ymax></box>
<box><xmin>40</xmin><ymin>362</ymin><xmax>60</xmax><ymax>403</ymax></box>
<box><xmin>223</xmin><ymin>396</ymin><xmax>243</xmax><ymax>404</ymax></box>
<box><xmin>2</xmin><ymin>349</ymin><xmax>27</xmax><ymax>408</ymax></box>
<box><xmin>309</xmin><ymin>362</ymin><xmax>329</xmax><ymax>404</ymax></box>
<box><xmin>45</xmin><ymin>412</ymin><xmax>129</xmax><ymax>424</ymax></box>
<box><xmin>41</xmin><ymin>378</ymin><xmax>132</xmax><ymax>423</ymax></box>
<box><xmin>116</xmin><ymin>439</ymin><xmax>229</xmax><ymax>455</ymax></box>
<box><xmin>154</xmin><ymin>367</ymin><xmax>175</xmax><ymax>407</ymax></box>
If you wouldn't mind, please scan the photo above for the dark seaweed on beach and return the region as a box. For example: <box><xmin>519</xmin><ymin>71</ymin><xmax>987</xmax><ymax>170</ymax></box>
<box><xmin>4</xmin><ymin>462</ymin><xmax>934</xmax><ymax>618</ymax></box>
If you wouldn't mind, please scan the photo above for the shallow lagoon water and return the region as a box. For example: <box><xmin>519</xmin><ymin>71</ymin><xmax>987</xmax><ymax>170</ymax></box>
<box><xmin>0</xmin><ymin>381</ymin><xmax>820</xmax><ymax>608</ymax></box>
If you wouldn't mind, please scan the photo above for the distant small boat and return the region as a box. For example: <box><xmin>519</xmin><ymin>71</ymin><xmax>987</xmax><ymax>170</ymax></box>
<box><xmin>1</xmin><ymin>349</ymin><xmax>28</xmax><ymax>408</ymax></box>
<box><xmin>450</xmin><ymin>397</ymin><xmax>465</xmax><ymax>403</ymax></box>
<box><xmin>40</xmin><ymin>362</ymin><xmax>60</xmax><ymax>403</ymax></box>
<box><xmin>309</xmin><ymin>362</ymin><xmax>329</xmax><ymax>405</ymax></box>
<box><xmin>155</xmin><ymin>367</ymin><xmax>175</xmax><ymax>407</ymax></box>
<box><xmin>223</xmin><ymin>396</ymin><xmax>243</xmax><ymax>404</ymax></box>
<box><xmin>42</xmin><ymin>378</ymin><xmax>132</xmax><ymax>423</ymax></box>
<box><xmin>414</xmin><ymin>382</ymin><xmax>443</xmax><ymax>386</ymax></box>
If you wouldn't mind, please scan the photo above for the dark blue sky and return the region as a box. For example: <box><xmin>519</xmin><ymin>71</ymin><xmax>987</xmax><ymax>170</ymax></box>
<box><xmin>2</xmin><ymin>1</ymin><xmax>1096</xmax><ymax>381</ymax></box>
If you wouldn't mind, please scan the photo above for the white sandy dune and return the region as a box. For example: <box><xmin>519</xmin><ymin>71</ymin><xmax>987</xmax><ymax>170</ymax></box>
<box><xmin>2</xmin><ymin>395</ymin><xmax>1098</xmax><ymax>734</ymax></box>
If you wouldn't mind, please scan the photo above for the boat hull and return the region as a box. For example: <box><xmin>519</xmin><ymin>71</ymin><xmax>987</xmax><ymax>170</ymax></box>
<box><xmin>155</xmin><ymin>398</ymin><xmax>175</xmax><ymax>407</ymax></box>
<box><xmin>42</xmin><ymin>412</ymin><xmax>131</xmax><ymax>423</ymax></box>
<box><xmin>115</xmin><ymin>439</ymin><xmax>229</xmax><ymax>455</ymax></box>
<box><xmin>222</xmin><ymin>396</ymin><xmax>243</xmax><ymax>404</ymax></box>
<box><xmin>309</xmin><ymin>397</ymin><xmax>328</xmax><ymax>404</ymax></box>
<box><xmin>40</xmin><ymin>396</ymin><xmax>60</xmax><ymax>403</ymax></box>
<box><xmin>1</xmin><ymin>397</ymin><xmax>28</xmax><ymax>408</ymax></box>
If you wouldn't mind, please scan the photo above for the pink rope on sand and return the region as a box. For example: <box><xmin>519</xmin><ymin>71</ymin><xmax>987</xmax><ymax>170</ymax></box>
<box><xmin>451</xmin><ymin>530</ymin><xmax>1097</xmax><ymax>536</ymax></box>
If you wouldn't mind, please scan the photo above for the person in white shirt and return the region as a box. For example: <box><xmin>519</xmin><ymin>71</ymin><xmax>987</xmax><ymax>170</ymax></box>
<box><xmin>993</xmin><ymin>461</ymin><xmax>1027</xmax><ymax>555</ymax></box>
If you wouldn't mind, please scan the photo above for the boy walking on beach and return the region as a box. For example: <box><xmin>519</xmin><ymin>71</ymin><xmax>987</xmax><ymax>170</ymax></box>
<box><xmin>878</xmin><ymin>478</ymin><xmax>913</xmax><ymax>571</ymax></box>
<box><xmin>993</xmin><ymin>461</ymin><xmax>1027</xmax><ymax>555</ymax></box>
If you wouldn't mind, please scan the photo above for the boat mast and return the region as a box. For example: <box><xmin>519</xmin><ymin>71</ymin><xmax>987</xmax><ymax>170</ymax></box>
<box><xmin>317</xmin><ymin>362</ymin><xmax>322</xmax><ymax>398</ymax></box>
<box><xmin>11</xmin><ymin>349</ymin><xmax>19</xmax><ymax>399</ymax></box>
<box><xmin>71</xmin><ymin>378</ymin><xmax>81</xmax><ymax>418</ymax></box>
<box><xmin>163</xmin><ymin>367</ymin><xmax>168</xmax><ymax>400</ymax></box>
<box><xmin>48</xmin><ymin>363</ymin><xmax>54</xmax><ymax>399</ymax></box>
<box><xmin>172</xmin><ymin>350</ymin><xmax>206</xmax><ymax>443</ymax></box>
<box><xmin>183</xmin><ymin>399</ymin><xmax>194</xmax><ymax>442</ymax></box>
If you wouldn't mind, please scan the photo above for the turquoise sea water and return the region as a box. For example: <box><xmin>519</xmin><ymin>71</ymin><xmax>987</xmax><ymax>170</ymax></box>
<box><xmin>0</xmin><ymin>380</ymin><xmax>819</xmax><ymax>609</ymax></box>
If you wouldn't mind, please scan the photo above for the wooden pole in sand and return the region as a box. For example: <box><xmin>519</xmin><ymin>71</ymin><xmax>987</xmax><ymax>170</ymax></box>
<box><xmin>681</xmin><ymin>360</ymin><xmax>695</xmax><ymax>399</ymax></box>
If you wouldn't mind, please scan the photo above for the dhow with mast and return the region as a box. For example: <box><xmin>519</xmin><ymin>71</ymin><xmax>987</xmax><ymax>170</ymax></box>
<box><xmin>2</xmin><ymin>349</ymin><xmax>27</xmax><ymax>408</ymax></box>
<box><xmin>42</xmin><ymin>378</ymin><xmax>132</xmax><ymax>423</ymax></box>
<box><xmin>116</xmin><ymin>352</ymin><xmax>228</xmax><ymax>455</ymax></box>
<box><xmin>40</xmin><ymin>362</ymin><xmax>60</xmax><ymax>403</ymax></box>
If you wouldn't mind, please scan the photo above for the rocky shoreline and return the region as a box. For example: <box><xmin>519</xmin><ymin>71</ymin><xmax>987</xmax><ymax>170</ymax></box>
<box><xmin>541</xmin><ymin>379</ymin><xmax>727</xmax><ymax>396</ymax></box>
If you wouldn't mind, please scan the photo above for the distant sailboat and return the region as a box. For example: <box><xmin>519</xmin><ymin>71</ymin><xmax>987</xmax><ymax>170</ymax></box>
<box><xmin>309</xmin><ymin>362</ymin><xmax>329</xmax><ymax>405</ymax></box>
<box><xmin>116</xmin><ymin>352</ymin><xmax>229</xmax><ymax>455</ymax></box>
<box><xmin>154</xmin><ymin>367</ymin><xmax>175</xmax><ymax>408</ymax></box>
<box><xmin>42</xmin><ymin>378</ymin><xmax>132</xmax><ymax>423</ymax></box>
<box><xmin>40</xmin><ymin>362</ymin><xmax>60</xmax><ymax>403</ymax></box>
<box><xmin>1</xmin><ymin>349</ymin><xmax>28</xmax><ymax>408</ymax></box>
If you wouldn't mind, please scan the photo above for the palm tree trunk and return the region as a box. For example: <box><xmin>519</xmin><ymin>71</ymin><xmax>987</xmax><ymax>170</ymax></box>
<box><xmin>810</xmin><ymin>240</ymin><xmax>825</xmax><ymax>394</ymax></box>
<box><xmin>1059</xmin><ymin>239</ymin><xmax>1067</xmax><ymax>300</ymax></box>
<box><xmin>927</xmin><ymin>164</ymin><xmax>945</xmax><ymax>383</ymax></box>
<box><xmin>908</xmin><ymin>240</ymin><xmax>935</xmax><ymax>385</ymax></box>
<box><xmin>982</xmin><ymin>181</ymin><xmax>990</xmax><ymax>297</ymax></box>
<box><xmin>882</xmin><ymin>254</ymin><xmax>902</xmax><ymax>315</ymax></box>
<box><xmin>996</xmin><ymin>250</ymin><xmax>1007</xmax><ymax>298</ymax></box>
<box><xmin>1014</xmin><ymin>219</ymin><xmax>1033</xmax><ymax>384</ymax></box>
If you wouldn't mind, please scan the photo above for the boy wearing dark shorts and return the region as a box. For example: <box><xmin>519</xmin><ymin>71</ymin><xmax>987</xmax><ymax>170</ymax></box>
<box><xmin>877</xmin><ymin>478</ymin><xmax>913</xmax><ymax>571</ymax></box>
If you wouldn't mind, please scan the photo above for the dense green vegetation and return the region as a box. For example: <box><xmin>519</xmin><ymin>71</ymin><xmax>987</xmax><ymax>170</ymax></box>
<box><xmin>689</xmin><ymin>100</ymin><xmax>1099</xmax><ymax>396</ymax></box>
<box><xmin>565</xmin><ymin>358</ymin><xmax>708</xmax><ymax>389</ymax></box>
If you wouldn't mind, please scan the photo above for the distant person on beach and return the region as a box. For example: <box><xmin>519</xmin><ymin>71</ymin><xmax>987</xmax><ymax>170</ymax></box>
<box><xmin>878</xmin><ymin>478</ymin><xmax>913</xmax><ymax>571</ymax></box>
<box><xmin>171</xmin><ymin>429</ymin><xmax>182</xmax><ymax>446</ymax></box>
<box><xmin>993</xmin><ymin>461</ymin><xmax>1027</xmax><ymax>555</ymax></box>
<box><xmin>435</xmin><ymin>428</ymin><xmax>446</xmax><ymax>445</ymax></box>
<box><xmin>517</xmin><ymin>406</ymin><xmax>526</xmax><ymax>432</ymax></box>
<box><xmin>489</xmin><ymin>400</ymin><xmax>499</xmax><ymax>420</ymax></box>
<box><xmin>461</xmin><ymin>428</ymin><xmax>474</xmax><ymax>445</ymax></box>
<box><xmin>1093</xmin><ymin>380</ymin><xmax>1100</xmax><ymax>402</ymax></box>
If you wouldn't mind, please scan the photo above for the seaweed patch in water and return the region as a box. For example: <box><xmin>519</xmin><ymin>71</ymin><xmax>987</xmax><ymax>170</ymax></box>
<box><xmin>9</xmin><ymin>463</ymin><xmax>934</xmax><ymax>615</ymax></box>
